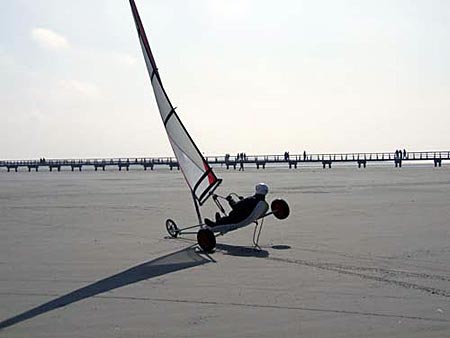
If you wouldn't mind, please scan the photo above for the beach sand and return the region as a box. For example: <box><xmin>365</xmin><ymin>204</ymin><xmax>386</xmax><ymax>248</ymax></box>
<box><xmin>1</xmin><ymin>166</ymin><xmax>450</xmax><ymax>337</ymax></box>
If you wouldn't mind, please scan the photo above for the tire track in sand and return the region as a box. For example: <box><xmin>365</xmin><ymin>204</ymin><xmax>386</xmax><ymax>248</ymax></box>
<box><xmin>267</xmin><ymin>256</ymin><xmax>450</xmax><ymax>298</ymax></box>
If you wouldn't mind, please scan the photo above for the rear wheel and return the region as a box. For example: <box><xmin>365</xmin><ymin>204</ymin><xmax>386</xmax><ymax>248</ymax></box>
<box><xmin>197</xmin><ymin>228</ymin><xmax>216</xmax><ymax>253</ymax></box>
<box><xmin>271</xmin><ymin>199</ymin><xmax>290</xmax><ymax>220</ymax></box>
<box><xmin>166</xmin><ymin>219</ymin><xmax>179</xmax><ymax>238</ymax></box>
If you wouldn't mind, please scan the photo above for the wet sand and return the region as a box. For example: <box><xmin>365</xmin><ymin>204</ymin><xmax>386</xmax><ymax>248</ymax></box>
<box><xmin>1</xmin><ymin>166</ymin><xmax>450</xmax><ymax>337</ymax></box>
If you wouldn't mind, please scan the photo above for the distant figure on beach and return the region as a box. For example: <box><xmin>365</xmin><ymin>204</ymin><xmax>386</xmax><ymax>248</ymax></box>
<box><xmin>236</xmin><ymin>152</ymin><xmax>247</xmax><ymax>161</ymax></box>
<box><xmin>303</xmin><ymin>150</ymin><xmax>306</xmax><ymax>160</ymax></box>
<box><xmin>204</xmin><ymin>183</ymin><xmax>269</xmax><ymax>227</ymax></box>
<box><xmin>403</xmin><ymin>149</ymin><xmax>407</xmax><ymax>158</ymax></box>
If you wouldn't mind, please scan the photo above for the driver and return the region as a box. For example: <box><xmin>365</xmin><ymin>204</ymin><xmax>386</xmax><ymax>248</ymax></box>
<box><xmin>204</xmin><ymin>183</ymin><xmax>269</xmax><ymax>227</ymax></box>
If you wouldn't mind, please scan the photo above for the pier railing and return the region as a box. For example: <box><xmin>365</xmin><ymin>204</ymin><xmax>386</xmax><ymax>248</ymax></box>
<box><xmin>0</xmin><ymin>151</ymin><xmax>449</xmax><ymax>172</ymax></box>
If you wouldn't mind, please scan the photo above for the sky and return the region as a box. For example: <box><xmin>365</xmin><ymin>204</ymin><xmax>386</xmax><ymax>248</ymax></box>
<box><xmin>1</xmin><ymin>0</ymin><xmax>450</xmax><ymax>159</ymax></box>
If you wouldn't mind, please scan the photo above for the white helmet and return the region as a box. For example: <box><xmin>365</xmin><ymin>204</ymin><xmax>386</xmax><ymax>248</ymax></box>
<box><xmin>255</xmin><ymin>183</ymin><xmax>269</xmax><ymax>196</ymax></box>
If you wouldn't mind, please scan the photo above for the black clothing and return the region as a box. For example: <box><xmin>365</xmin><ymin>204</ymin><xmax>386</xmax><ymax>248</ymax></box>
<box><xmin>205</xmin><ymin>194</ymin><xmax>265</xmax><ymax>227</ymax></box>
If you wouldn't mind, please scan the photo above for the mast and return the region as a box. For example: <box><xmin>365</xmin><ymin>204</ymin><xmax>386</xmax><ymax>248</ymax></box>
<box><xmin>129</xmin><ymin>0</ymin><xmax>222</xmax><ymax>207</ymax></box>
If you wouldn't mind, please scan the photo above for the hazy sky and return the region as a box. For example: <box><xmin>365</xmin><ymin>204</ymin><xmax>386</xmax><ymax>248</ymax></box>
<box><xmin>1</xmin><ymin>0</ymin><xmax>449</xmax><ymax>159</ymax></box>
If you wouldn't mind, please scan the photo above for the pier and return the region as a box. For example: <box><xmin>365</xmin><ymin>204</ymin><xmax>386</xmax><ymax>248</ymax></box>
<box><xmin>0</xmin><ymin>151</ymin><xmax>448</xmax><ymax>172</ymax></box>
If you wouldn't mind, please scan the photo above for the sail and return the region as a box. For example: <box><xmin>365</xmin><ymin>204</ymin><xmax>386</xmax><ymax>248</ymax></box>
<box><xmin>129</xmin><ymin>0</ymin><xmax>221</xmax><ymax>205</ymax></box>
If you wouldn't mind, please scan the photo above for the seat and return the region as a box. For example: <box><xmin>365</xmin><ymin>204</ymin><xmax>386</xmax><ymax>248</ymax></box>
<box><xmin>209</xmin><ymin>200</ymin><xmax>269</xmax><ymax>234</ymax></box>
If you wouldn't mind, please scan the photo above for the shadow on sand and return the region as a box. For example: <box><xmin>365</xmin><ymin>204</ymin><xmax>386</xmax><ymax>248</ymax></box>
<box><xmin>271</xmin><ymin>244</ymin><xmax>291</xmax><ymax>250</ymax></box>
<box><xmin>0</xmin><ymin>246</ymin><xmax>211</xmax><ymax>330</ymax></box>
<box><xmin>216</xmin><ymin>243</ymin><xmax>269</xmax><ymax>258</ymax></box>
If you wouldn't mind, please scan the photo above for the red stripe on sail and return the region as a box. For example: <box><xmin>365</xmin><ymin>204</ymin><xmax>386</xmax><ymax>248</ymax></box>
<box><xmin>204</xmin><ymin>161</ymin><xmax>216</xmax><ymax>185</ymax></box>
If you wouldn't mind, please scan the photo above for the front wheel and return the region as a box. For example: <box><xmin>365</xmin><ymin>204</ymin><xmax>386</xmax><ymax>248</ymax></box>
<box><xmin>166</xmin><ymin>219</ymin><xmax>179</xmax><ymax>238</ymax></box>
<box><xmin>271</xmin><ymin>199</ymin><xmax>290</xmax><ymax>220</ymax></box>
<box><xmin>197</xmin><ymin>228</ymin><xmax>216</xmax><ymax>253</ymax></box>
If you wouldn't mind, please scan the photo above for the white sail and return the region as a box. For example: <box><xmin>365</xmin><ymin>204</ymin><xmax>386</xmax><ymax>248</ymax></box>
<box><xmin>129</xmin><ymin>0</ymin><xmax>221</xmax><ymax>205</ymax></box>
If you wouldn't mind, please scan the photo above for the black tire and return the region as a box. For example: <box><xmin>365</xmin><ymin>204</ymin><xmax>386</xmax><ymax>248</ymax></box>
<box><xmin>165</xmin><ymin>219</ymin><xmax>179</xmax><ymax>238</ymax></box>
<box><xmin>271</xmin><ymin>199</ymin><xmax>290</xmax><ymax>220</ymax></box>
<box><xmin>197</xmin><ymin>228</ymin><xmax>216</xmax><ymax>253</ymax></box>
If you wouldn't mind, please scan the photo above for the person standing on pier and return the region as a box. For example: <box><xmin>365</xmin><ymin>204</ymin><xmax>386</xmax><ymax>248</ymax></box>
<box><xmin>239</xmin><ymin>159</ymin><xmax>244</xmax><ymax>171</ymax></box>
